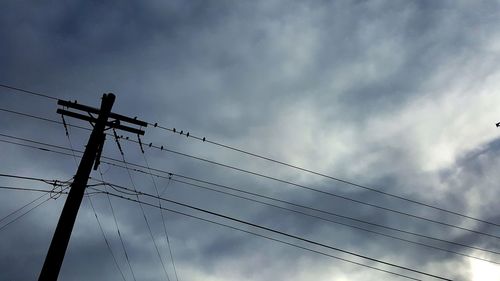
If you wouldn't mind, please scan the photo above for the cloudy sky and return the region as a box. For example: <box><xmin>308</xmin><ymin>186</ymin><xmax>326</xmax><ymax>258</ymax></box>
<box><xmin>1</xmin><ymin>1</ymin><xmax>500</xmax><ymax>280</ymax></box>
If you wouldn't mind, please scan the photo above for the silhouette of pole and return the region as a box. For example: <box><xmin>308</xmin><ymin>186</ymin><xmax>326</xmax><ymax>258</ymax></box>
<box><xmin>38</xmin><ymin>93</ymin><xmax>115</xmax><ymax>281</ymax></box>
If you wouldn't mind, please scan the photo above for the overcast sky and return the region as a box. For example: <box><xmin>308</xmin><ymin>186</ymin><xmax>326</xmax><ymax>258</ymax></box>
<box><xmin>1</xmin><ymin>1</ymin><xmax>500</xmax><ymax>281</ymax></box>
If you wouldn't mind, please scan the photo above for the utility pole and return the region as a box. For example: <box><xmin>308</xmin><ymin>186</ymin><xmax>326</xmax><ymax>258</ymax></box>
<box><xmin>38</xmin><ymin>93</ymin><xmax>147</xmax><ymax>281</ymax></box>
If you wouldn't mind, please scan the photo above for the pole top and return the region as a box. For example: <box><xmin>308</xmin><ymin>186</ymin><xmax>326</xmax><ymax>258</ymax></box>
<box><xmin>103</xmin><ymin>93</ymin><xmax>116</xmax><ymax>101</ymax></box>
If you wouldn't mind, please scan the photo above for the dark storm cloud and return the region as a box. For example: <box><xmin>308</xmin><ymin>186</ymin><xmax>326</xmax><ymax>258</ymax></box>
<box><xmin>1</xmin><ymin>1</ymin><xmax>500</xmax><ymax>280</ymax></box>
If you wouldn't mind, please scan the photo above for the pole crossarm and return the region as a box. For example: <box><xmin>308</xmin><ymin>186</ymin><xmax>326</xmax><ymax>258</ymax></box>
<box><xmin>56</xmin><ymin>109</ymin><xmax>144</xmax><ymax>135</ymax></box>
<box><xmin>57</xmin><ymin>99</ymin><xmax>148</xmax><ymax>127</ymax></box>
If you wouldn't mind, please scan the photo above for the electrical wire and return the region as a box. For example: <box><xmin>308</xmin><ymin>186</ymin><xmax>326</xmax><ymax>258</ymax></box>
<box><xmin>98</xmin><ymin>167</ymin><xmax>137</xmax><ymax>281</ymax></box>
<box><xmin>96</xmin><ymin>187</ymin><xmax>452</xmax><ymax>281</ymax></box>
<box><xmin>0</xmin><ymin>196</ymin><xmax>53</xmax><ymax>231</ymax></box>
<box><xmin>98</xmin><ymin>161</ymin><xmax>500</xmax><ymax>257</ymax></box>
<box><xmin>5</xmin><ymin>106</ymin><xmax>500</xmax><ymax>232</ymax></box>
<box><xmin>0</xmin><ymin>173</ymin><xmax>68</xmax><ymax>186</ymax></box>
<box><xmin>102</xmin><ymin>190</ymin><xmax>424</xmax><ymax>281</ymax></box>
<box><xmin>135</xmin><ymin>140</ymin><xmax>500</xmax><ymax>238</ymax></box>
<box><xmin>114</xmin><ymin>137</ymin><xmax>171</xmax><ymax>281</ymax></box>
<box><xmin>0</xmin><ymin>185</ymin><xmax>68</xmax><ymax>195</ymax></box>
<box><xmin>0</xmin><ymin>107</ymin><xmax>91</xmax><ymax>132</ymax></box>
<box><xmin>86</xmin><ymin>193</ymin><xmax>127</xmax><ymax>281</ymax></box>
<box><xmin>2</xmin><ymin>88</ymin><xmax>499</xmax><ymax>230</ymax></box>
<box><xmin>148</xmin><ymin>123</ymin><xmax>500</xmax><ymax>229</ymax></box>
<box><xmin>167</xmin><ymin>177</ymin><xmax>500</xmax><ymax>264</ymax></box>
<box><xmin>4</xmin><ymin>132</ymin><xmax>498</xmax><ymax>243</ymax></box>
<box><xmin>139</xmin><ymin>149</ymin><xmax>180</xmax><ymax>281</ymax></box>
<box><xmin>60</xmin><ymin>115</ymin><xmax>80</xmax><ymax>167</ymax></box>
<box><xmin>0</xmin><ymin>134</ymin><xmax>449</xmax><ymax>279</ymax></box>
<box><xmin>4</xmin><ymin>107</ymin><xmax>499</xmax><ymax>235</ymax></box>
<box><xmin>0</xmin><ymin>84</ymin><xmax>493</xmax><ymax>280</ymax></box>
<box><xmin>0</xmin><ymin>192</ymin><xmax>47</xmax><ymax>224</ymax></box>
<box><xmin>98</xmin><ymin>159</ymin><xmax>500</xmax><ymax>258</ymax></box>
<box><xmin>102</xmin><ymin>190</ymin><xmax>423</xmax><ymax>281</ymax></box>
<box><xmin>0</xmin><ymin>83</ymin><xmax>59</xmax><ymax>100</ymax></box>
<box><xmin>1</xmin><ymin>137</ymin><xmax>498</xmax><ymax>257</ymax></box>
<box><xmin>0</xmin><ymin>138</ymin><xmax>78</xmax><ymax>158</ymax></box>
<box><xmin>99</xmin><ymin>157</ymin><xmax>500</xmax><ymax>242</ymax></box>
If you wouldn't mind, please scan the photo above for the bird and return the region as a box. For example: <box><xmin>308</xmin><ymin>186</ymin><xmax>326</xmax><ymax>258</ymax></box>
<box><xmin>186</xmin><ymin>132</ymin><xmax>190</xmax><ymax>137</ymax></box>
<box><xmin>148</xmin><ymin>143</ymin><xmax>152</xmax><ymax>147</ymax></box>
<box><xmin>180</xmin><ymin>130</ymin><xmax>183</xmax><ymax>135</ymax></box>
<box><xmin>173</xmin><ymin>128</ymin><xmax>176</xmax><ymax>133</ymax></box>
<box><xmin>202</xmin><ymin>137</ymin><xmax>206</xmax><ymax>142</ymax></box>
<box><xmin>160</xmin><ymin>145</ymin><xmax>164</xmax><ymax>150</ymax></box>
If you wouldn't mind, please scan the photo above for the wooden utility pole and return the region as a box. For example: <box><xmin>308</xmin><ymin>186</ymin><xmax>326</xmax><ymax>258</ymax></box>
<box><xmin>38</xmin><ymin>93</ymin><xmax>146</xmax><ymax>281</ymax></box>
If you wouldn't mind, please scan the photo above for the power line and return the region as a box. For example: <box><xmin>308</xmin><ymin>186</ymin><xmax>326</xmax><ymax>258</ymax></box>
<box><xmin>98</xmin><ymin>149</ymin><xmax>500</xmax><ymax>241</ymax></box>
<box><xmin>6</xmin><ymin>131</ymin><xmax>495</xmax><ymax>242</ymax></box>
<box><xmin>0</xmin><ymin>173</ymin><xmax>69</xmax><ymax>186</ymax></box>
<box><xmin>137</xmin><ymin>141</ymin><xmax>500</xmax><ymax>237</ymax></box>
<box><xmin>149</xmin><ymin>123</ymin><xmax>500</xmax><ymax>229</ymax></box>
<box><xmin>0</xmin><ymin>184</ymin><xmax>73</xmax><ymax>232</ymax></box>
<box><xmin>96</xmin><ymin>186</ymin><xmax>452</xmax><ymax>281</ymax></box>
<box><xmin>0</xmin><ymin>107</ymin><xmax>92</xmax><ymax>132</ymax></box>
<box><xmin>0</xmin><ymin>185</ymin><xmax>68</xmax><ymax>195</ymax></box>
<box><xmin>103</xmin><ymin>191</ymin><xmax>424</xmax><ymax>281</ymax></box>
<box><xmin>2</xmin><ymin>137</ymin><xmax>498</xmax><ymax>257</ymax></box>
<box><xmin>93</xmin><ymin>176</ymin><xmax>500</xmax><ymax>264</ymax></box>
<box><xmin>0</xmin><ymin>85</ymin><xmax>491</xmax><ymax>280</ymax></box>
<box><xmin>0</xmin><ymin>192</ymin><xmax>47</xmax><ymax>224</ymax></box>
<box><xmin>0</xmin><ymin>83</ymin><xmax>59</xmax><ymax>100</ymax></box>
<box><xmin>4</xmin><ymin>107</ymin><xmax>499</xmax><ymax>233</ymax></box>
<box><xmin>2</xmin><ymin>87</ymin><xmax>499</xmax><ymax>230</ymax></box>
<box><xmin>97</xmin><ymin>161</ymin><xmax>500</xmax><ymax>258</ymax></box>
<box><xmin>98</xmin><ymin>167</ymin><xmax>137</xmax><ymax>281</ymax></box>
<box><xmin>139</xmin><ymin>148</ymin><xmax>180</xmax><ymax>281</ymax></box>
<box><xmin>61</xmin><ymin>115</ymin><xmax>82</xmax><ymax>167</ymax></box>
<box><xmin>2</xmin><ymin>137</ymin><xmax>499</xmax><ymax>263</ymax></box>
<box><xmin>85</xmin><ymin>193</ymin><xmax>127</xmax><ymax>281</ymax></box>
<box><xmin>102</xmin><ymin>190</ymin><xmax>423</xmax><ymax>281</ymax></box>
<box><xmin>114</xmin><ymin>138</ymin><xmax>172</xmax><ymax>281</ymax></box>
<box><xmin>166</xmin><ymin>177</ymin><xmax>500</xmax><ymax>264</ymax></box>
<box><xmin>0</xmin><ymin>130</ymin><xmax>452</xmax><ymax>280</ymax></box>
<box><xmin>0</xmin><ymin>138</ymin><xmax>78</xmax><ymax>158</ymax></box>
<box><xmin>0</xmin><ymin>85</ymin><xmax>433</xmax><ymax>280</ymax></box>
<box><xmin>0</xmin><ymin>196</ymin><xmax>53</xmax><ymax>231</ymax></box>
